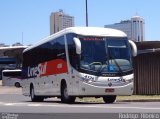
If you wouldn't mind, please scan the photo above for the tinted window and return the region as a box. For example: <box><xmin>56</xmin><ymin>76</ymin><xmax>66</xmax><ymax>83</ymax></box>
<box><xmin>23</xmin><ymin>36</ymin><xmax>66</xmax><ymax>67</ymax></box>
<box><xmin>66</xmin><ymin>33</ymin><xmax>78</xmax><ymax>68</ymax></box>
<box><xmin>3</xmin><ymin>71</ymin><xmax>21</xmax><ymax>77</ymax></box>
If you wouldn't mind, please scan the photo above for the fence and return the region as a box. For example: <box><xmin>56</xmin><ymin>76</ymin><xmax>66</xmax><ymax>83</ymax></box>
<box><xmin>133</xmin><ymin>51</ymin><xmax>160</xmax><ymax>95</ymax></box>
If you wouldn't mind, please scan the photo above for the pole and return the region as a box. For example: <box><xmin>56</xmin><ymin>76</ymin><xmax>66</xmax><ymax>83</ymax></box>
<box><xmin>86</xmin><ymin>0</ymin><xmax>88</xmax><ymax>27</ymax></box>
<box><xmin>22</xmin><ymin>32</ymin><xmax>23</xmax><ymax>45</ymax></box>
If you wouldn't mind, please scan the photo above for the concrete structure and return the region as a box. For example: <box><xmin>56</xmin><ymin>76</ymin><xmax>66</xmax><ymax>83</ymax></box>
<box><xmin>105</xmin><ymin>16</ymin><xmax>145</xmax><ymax>42</ymax></box>
<box><xmin>134</xmin><ymin>41</ymin><xmax>160</xmax><ymax>94</ymax></box>
<box><xmin>0</xmin><ymin>43</ymin><xmax>9</xmax><ymax>47</ymax></box>
<box><xmin>50</xmin><ymin>9</ymin><xmax>74</xmax><ymax>34</ymax></box>
<box><xmin>0</xmin><ymin>46</ymin><xmax>28</xmax><ymax>80</ymax></box>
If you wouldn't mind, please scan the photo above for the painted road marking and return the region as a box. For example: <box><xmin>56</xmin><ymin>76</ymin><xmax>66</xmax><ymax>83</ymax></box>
<box><xmin>28</xmin><ymin>104</ymin><xmax>42</xmax><ymax>107</ymax></box>
<box><xmin>0</xmin><ymin>102</ymin><xmax>160</xmax><ymax>110</ymax></box>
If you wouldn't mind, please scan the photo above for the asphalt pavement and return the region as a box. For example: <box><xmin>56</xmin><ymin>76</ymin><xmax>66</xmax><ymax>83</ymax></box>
<box><xmin>1</xmin><ymin>80</ymin><xmax>160</xmax><ymax>102</ymax></box>
<box><xmin>1</xmin><ymin>82</ymin><xmax>160</xmax><ymax>119</ymax></box>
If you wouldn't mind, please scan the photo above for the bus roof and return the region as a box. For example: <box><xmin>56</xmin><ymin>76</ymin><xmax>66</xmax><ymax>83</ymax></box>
<box><xmin>24</xmin><ymin>27</ymin><xmax>127</xmax><ymax>53</ymax></box>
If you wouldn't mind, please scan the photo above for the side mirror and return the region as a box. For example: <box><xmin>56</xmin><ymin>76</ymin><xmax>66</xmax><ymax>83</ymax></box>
<box><xmin>73</xmin><ymin>37</ymin><xmax>81</xmax><ymax>54</ymax></box>
<box><xmin>128</xmin><ymin>40</ymin><xmax>137</xmax><ymax>57</ymax></box>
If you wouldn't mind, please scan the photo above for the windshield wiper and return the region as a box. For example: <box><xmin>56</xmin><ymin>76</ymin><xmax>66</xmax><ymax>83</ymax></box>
<box><xmin>108</xmin><ymin>50</ymin><xmax>123</xmax><ymax>76</ymax></box>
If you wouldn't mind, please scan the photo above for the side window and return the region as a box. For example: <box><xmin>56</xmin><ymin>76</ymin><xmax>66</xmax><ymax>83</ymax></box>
<box><xmin>34</xmin><ymin>47</ymin><xmax>42</xmax><ymax>64</ymax></box>
<box><xmin>3</xmin><ymin>71</ymin><xmax>21</xmax><ymax>77</ymax></box>
<box><xmin>50</xmin><ymin>36</ymin><xmax>66</xmax><ymax>60</ymax></box>
<box><xmin>66</xmin><ymin>33</ymin><xmax>77</xmax><ymax>68</ymax></box>
<box><xmin>23</xmin><ymin>36</ymin><xmax>66</xmax><ymax>67</ymax></box>
<box><xmin>39</xmin><ymin>42</ymin><xmax>53</xmax><ymax>62</ymax></box>
<box><xmin>56</xmin><ymin>36</ymin><xmax>66</xmax><ymax>59</ymax></box>
<box><xmin>23</xmin><ymin>50</ymin><xmax>34</xmax><ymax>67</ymax></box>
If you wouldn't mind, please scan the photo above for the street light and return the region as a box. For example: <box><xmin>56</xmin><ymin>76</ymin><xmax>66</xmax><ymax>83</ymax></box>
<box><xmin>86</xmin><ymin>0</ymin><xmax>88</xmax><ymax>27</ymax></box>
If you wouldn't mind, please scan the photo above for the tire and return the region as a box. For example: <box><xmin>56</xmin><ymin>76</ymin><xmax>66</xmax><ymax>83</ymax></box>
<box><xmin>15</xmin><ymin>82</ymin><xmax>21</xmax><ymax>88</ymax></box>
<box><xmin>103</xmin><ymin>95</ymin><xmax>117</xmax><ymax>103</ymax></box>
<box><xmin>61</xmin><ymin>82</ymin><xmax>76</xmax><ymax>104</ymax></box>
<box><xmin>30</xmin><ymin>86</ymin><xmax>44</xmax><ymax>102</ymax></box>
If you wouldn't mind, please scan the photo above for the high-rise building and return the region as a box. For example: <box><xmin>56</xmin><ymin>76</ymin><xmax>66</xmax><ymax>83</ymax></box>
<box><xmin>105</xmin><ymin>16</ymin><xmax>145</xmax><ymax>42</ymax></box>
<box><xmin>50</xmin><ymin>9</ymin><xmax>74</xmax><ymax>35</ymax></box>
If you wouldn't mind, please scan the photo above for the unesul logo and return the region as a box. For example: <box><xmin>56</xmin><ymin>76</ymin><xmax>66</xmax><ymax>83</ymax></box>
<box><xmin>108</xmin><ymin>78</ymin><xmax>126</xmax><ymax>82</ymax></box>
<box><xmin>28</xmin><ymin>62</ymin><xmax>47</xmax><ymax>77</ymax></box>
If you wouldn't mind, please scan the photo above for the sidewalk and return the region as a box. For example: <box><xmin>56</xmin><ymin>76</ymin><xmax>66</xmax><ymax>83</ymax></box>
<box><xmin>0</xmin><ymin>80</ymin><xmax>22</xmax><ymax>94</ymax></box>
<box><xmin>117</xmin><ymin>95</ymin><xmax>160</xmax><ymax>102</ymax></box>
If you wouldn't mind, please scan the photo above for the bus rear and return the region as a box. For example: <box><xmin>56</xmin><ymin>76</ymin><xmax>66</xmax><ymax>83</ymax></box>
<box><xmin>2</xmin><ymin>69</ymin><xmax>22</xmax><ymax>87</ymax></box>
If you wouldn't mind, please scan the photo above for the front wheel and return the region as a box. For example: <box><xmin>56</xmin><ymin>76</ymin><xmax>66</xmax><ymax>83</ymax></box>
<box><xmin>103</xmin><ymin>95</ymin><xmax>117</xmax><ymax>103</ymax></box>
<box><xmin>61</xmin><ymin>82</ymin><xmax>76</xmax><ymax>104</ymax></box>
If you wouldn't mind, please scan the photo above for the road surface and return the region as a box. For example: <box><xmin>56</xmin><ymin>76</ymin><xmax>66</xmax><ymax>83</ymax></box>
<box><xmin>0</xmin><ymin>86</ymin><xmax>160</xmax><ymax>119</ymax></box>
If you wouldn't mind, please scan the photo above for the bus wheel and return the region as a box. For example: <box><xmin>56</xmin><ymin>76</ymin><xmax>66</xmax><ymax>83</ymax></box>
<box><xmin>30</xmin><ymin>86</ymin><xmax>44</xmax><ymax>102</ymax></box>
<box><xmin>103</xmin><ymin>95</ymin><xmax>117</xmax><ymax>103</ymax></box>
<box><xmin>61</xmin><ymin>82</ymin><xmax>75</xmax><ymax>104</ymax></box>
<box><xmin>15</xmin><ymin>82</ymin><xmax>21</xmax><ymax>88</ymax></box>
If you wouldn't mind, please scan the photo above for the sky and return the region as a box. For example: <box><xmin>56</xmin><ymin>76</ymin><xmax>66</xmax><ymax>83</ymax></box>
<box><xmin>0</xmin><ymin>0</ymin><xmax>160</xmax><ymax>46</ymax></box>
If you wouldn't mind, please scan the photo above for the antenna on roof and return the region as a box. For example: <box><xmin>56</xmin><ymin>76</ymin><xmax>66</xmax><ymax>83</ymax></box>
<box><xmin>135</xmin><ymin>10</ymin><xmax>139</xmax><ymax>16</ymax></box>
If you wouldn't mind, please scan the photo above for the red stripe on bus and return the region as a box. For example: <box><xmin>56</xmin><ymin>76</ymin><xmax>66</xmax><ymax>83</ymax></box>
<box><xmin>40</xmin><ymin>59</ymin><xmax>68</xmax><ymax>77</ymax></box>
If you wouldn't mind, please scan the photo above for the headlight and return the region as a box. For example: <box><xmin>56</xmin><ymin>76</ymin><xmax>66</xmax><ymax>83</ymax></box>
<box><xmin>125</xmin><ymin>78</ymin><xmax>133</xmax><ymax>83</ymax></box>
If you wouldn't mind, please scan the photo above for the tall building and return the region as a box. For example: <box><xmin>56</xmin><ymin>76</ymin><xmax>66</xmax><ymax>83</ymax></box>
<box><xmin>105</xmin><ymin>16</ymin><xmax>145</xmax><ymax>42</ymax></box>
<box><xmin>50</xmin><ymin>9</ymin><xmax>74</xmax><ymax>35</ymax></box>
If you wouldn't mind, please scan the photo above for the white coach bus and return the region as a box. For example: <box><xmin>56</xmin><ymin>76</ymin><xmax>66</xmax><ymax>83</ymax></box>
<box><xmin>22</xmin><ymin>27</ymin><xmax>137</xmax><ymax>103</ymax></box>
<box><xmin>2</xmin><ymin>69</ymin><xmax>22</xmax><ymax>87</ymax></box>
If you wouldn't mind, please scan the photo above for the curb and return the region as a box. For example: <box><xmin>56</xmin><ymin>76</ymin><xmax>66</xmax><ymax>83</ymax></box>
<box><xmin>77</xmin><ymin>98</ymin><xmax>160</xmax><ymax>103</ymax></box>
<box><xmin>117</xmin><ymin>99</ymin><xmax>160</xmax><ymax>102</ymax></box>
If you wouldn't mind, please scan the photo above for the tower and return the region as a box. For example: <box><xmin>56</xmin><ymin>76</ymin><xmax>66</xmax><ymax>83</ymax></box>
<box><xmin>131</xmin><ymin>16</ymin><xmax>145</xmax><ymax>42</ymax></box>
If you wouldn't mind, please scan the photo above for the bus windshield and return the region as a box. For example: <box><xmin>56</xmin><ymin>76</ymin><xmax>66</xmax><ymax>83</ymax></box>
<box><xmin>79</xmin><ymin>36</ymin><xmax>132</xmax><ymax>74</ymax></box>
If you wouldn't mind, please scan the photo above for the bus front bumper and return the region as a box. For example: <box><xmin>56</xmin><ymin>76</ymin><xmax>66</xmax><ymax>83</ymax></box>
<box><xmin>78</xmin><ymin>82</ymin><xmax>133</xmax><ymax>96</ymax></box>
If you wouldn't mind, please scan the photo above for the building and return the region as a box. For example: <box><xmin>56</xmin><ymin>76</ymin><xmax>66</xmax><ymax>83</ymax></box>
<box><xmin>12</xmin><ymin>42</ymin><xmax>23</xmax><ymax>46</ymax></box>
<box><xmin>105</xmin><ymin>16</ymin><xmax>145</xmax><ymax>42</ymax></box>
<box><xmin>0</xmin><ymin>45</ymin><xmax>28</xmax><ymax>80</ymax></box>
<box><xmin>0</xmin><ymin>43</ymin><xmax>9</xmax><ymax>47</ymax></box>
<box><xmin>50</xmin><ymin>9</ymin><xmax>74</xmax><ymax>34</ymax></box>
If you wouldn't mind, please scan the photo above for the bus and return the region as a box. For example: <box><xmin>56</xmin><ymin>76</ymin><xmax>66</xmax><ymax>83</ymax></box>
<box><xmin>2</xmin><ymin>69</ymin><xmax>22</xmax><ymax>87</ymax></box>
<box><xmin>0</xmin><ymin>57</ymin><xmax>17</xmax><ymax>80</ymax></box>
<box><xmin>22</xmin><ymin>27</ymin><xmax>137</xmax><ymax>103</ymax></box>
